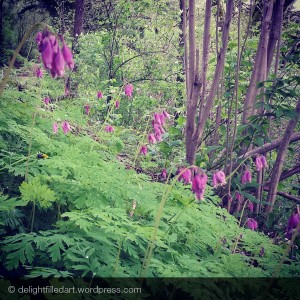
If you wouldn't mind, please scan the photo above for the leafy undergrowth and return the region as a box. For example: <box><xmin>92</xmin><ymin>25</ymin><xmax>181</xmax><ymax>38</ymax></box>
<box><xmin>0</xmin><ymin>82</ymin><xmax>299</xmax><ymax>286</ymax></box>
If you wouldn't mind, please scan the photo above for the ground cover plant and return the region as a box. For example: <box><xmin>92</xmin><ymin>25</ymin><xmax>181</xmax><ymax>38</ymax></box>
<box><xmin>0</xmin><ymin>0</ymin><xmax>300</xmax><ymax>299</ymax></box>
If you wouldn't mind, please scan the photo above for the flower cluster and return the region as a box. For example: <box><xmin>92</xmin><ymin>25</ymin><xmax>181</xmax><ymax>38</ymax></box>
<box><xmin>124</xmin><ymin>84</ymin><xmax>133</xmax><ymax>97</ymax></box>
<box><xmin>148</xmin><ymin>111</ymin><xmax>170</xmax><ymax>144</ymax></box>
<box><xmin>286</xmin><ymin>213</ymin><xmax>300</xmax><ymax>239</ymax></box>
<box><xmin>36</xmin><ymin>30</ymin><xmax>74</xmax><ymax>78</ymax></box>
<box><xmin>212</xmin><ymin>170</ymin><xmax>226</xmax><ymax>188</ymax></box>
<box><xmin>246</xmin><ymin>218</ymin><xmax>258</xmax><ymax>231</ymax></box>
<box><xmin>52</xmin><ymin>121</ymin><xmax>71</xmax><ymax>134</ymax></box>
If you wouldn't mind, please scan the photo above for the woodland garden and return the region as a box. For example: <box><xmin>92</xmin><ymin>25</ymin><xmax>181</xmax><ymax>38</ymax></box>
<box><xmin>0</xmin><ymin>0</ymin><xmax>300</xmax><ymax>299</ymax></box>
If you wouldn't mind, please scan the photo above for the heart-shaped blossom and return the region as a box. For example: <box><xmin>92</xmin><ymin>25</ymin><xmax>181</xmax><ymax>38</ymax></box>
<box><xmin>61</xmin><ymin>37</ymin><xmax>74</xmax><ymax>69</ymax></box>
<box><xmin>97</xmin><ymin>91</ymin><xmax>103</xmax><ymax>99</ymax></box>
<box><xmin>212</xmin><ymin>170</ymin><xmax>226</xmax><ymax>188</ymax></box>
<box><xmin>105</xmin><ymin>125</ymin><xmax>115</xmax><ymax>133</ymax></box>
<box><xmin>148</xmin><ymin>133</ymin><xmax>156</xmax><ymax>144</ymax></box>
<box><xmin>246</xmin><ymin>218</ymin><xmax>258</xmax><ymax>231</ymax></box>
<box><xmin>140</xmin><ymin>145</ymin><xmax>148</xmax><ymax>155</ymax></box>
<box><xmin>124</xmin><ymin>84</ymin><xmax>133</xmax><ymax>97</ymax></box>
<box><xmin>43</xmin><ymin>96</ymin><xmax>50</xmax><ymax>105</ymax></box>
<box><xmin>52</xmin><ymin>122</ymin><xmax>58</xmax><ymax>134</ymax></box>
<box><xmin>286</xmin><ymin>213</ymin><xmax>300</xmax><ymax>239</ymax></box>
<box><xmin>62</xmin><ymin>121</ymin><xmax>71</xmax><ymax>134</ymax></box>
<box><xmin>242</xmin><ymin>169</ymin><xmax>252</xmax><ymax>184</ymax></box>
<box><xmin>192</xmin><ymin>172</ymin><xmax>208</xmax><ymax>201</ymax></box>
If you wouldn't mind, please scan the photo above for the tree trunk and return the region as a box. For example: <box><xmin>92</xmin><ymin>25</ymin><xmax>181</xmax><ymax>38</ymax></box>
<box><xmin>267</xmin><ymin>0</ymin><xmax>285</xmax><ymax>74</ymax></box>
<box><xmin>66</xmin><ymin>0</ymin><xmax>85</xmax><ymax>95</ymax></box>
<box><xmin>187</xmin><ymin>0</ymin><xmax>234</xmax><ymax>165</ymax></box>
<box><xmin>265</xmin><ymin>97</ymin><xmax>300</xmax><ymax>212</ymax></box>
<box><xmin>72</xmin><ymin>0</ymin><xmax>85</xmax><ymax>51</ymax></box>
<box><xmin>242</xmin><ymin>0</ymin><xmax>274</xmax><ymax>126</ymax></box>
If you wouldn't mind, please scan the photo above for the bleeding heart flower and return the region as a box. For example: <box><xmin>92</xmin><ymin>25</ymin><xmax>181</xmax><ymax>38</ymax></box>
<box><xmin>52</xmin><ymin>122</ymin><xmax>58</xmax><ymax>134</ymax></box>
<box><xmin>162</xmin><ymin>168</ymin><xmax>167</xmax><ymax>179</ymax></box>
<box><xmin>140</xmin><ymin>145</ymin><xmax>148</xmax><ymax>155</ymax></box>
<box><xmin>62</xmin><ymin>121</ymin><xmax>71</xmax><ymax>134</ymax></box>
<box><xmin>192</xmin><ymin>172</ymin><xmax>208</xmax><ymax>201</ymax></box>
<box><xmin>97</xmin><ymin>91</ymin><xmax>103</xmax><ymax>99</ymax></box>
<box><xmin>286</xmin><ymin>213</ymin><xmax>300</xmax><ymax>239</ymax></box>
<box><xmin>115</xmin><ymin>100</ymin><xmax>120</xmax><ymax>109</ymax></box>
<box><xmin>246</xmin><ymin>218</ymin><xmax>258</xmax><ymax>231</ymax></box>
<box><xmin>148</xmin><ymin>134</ymin><xmax>156</xmax><ymax>144</ymax></box>
<box><xmin>105</xmin><ymin>125</ymin><xmax>114</xmax><ymax>133</ymax></box>
<box><xmin>124</xmin><ymin>84</ymin><xmax>133</xmax><ymax>97</ymax></box>
<box><xmin>242</xmin><ymin>169</ymin><xmax>252</xmax><ymax>184</ymax></box>
<box><xmin>43</xmin><ymin>96</ymin><xmax>50</xmax><ymax>105</ymax></box>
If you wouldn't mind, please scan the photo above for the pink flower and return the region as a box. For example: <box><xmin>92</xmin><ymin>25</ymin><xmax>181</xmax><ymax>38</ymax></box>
<box><xmin>52</xmin><ymin>122</ymin><xmax>58</xmax><ymax>134</ymax></box>
<box><xmin>43</xmin><ymin>96</ymin><xmax>50</xmax><ymax>105</ymax></box>
<box><xmin>192</xmin><ymin>173</ymin><xmax>208</xmax><ymax>201</ymax></box>
<box><xmin>159</xmin><ymin>114</ymin><xmax>165</xmax><ymax>126</ymax></box>
<box><xmin>180</xmin><ymin>168</ymin><xmax>192</xmax><ymax>184</ymax></box>
<box><xmin>62</xmin><ymin>121</ymin><xmax>71</xmax><ymax>134</ymax></box>
<box><xmin>140</xmin><ymin>145</ymin><xmax>148</xmax><ymax>155</ymax></box>
<box><xmin>260</xmin><ymin>155</ymin><xmax>268</xmax><ymax>168</ymax></box>
<box><xmin>154</xmin><ymin>113</ymin><xmax>162</xmax><ymax>125</ymax></box>
<box><xmin>163</xmin><ymin>111</ymin><xmax>170</xmax><ymax>119</ymax></box>
<box><xmin>61</xmin><ymin>37</ymin><xmax>74</xmax><ymax>69</ymax></box>
<box><xmin>155</xmin><ymin>131</ymin><xmax>162</xmax><ymax>142</ymax></box>
<box><xmin>41</xmin><ymin>37</ymin><xmax>53</xmax><ymax>69</ymax></box>
<box><xmin>212</xmin><ymin>171</ymin><xmax>226</xmax><ymax>188</ymax></box>
<box><xmin>242</xmin><ymin>169</ymin><xmax>252</xmax><ymax>184</ymax></box>
<box><xmin>148</xmin><ymin>134</ymin><xmax>156</xmax><ymax>144</ymax></box>
<box><xmin>124</xmin><ymin>84</ymin><xmax>133</xmax><ymax>97</ymax></box>
<box><xmin>53</xmin><ymin>47</ymin><xmax>65</xmax><ymax>77</ymax></box>
<box><xmin>36</xmin><ymin>67</ymin><xmax>43</xmax><ymax>78</ymax></box>
<box><xmin>97</xmin><ymin>91</ymin><xmax>103</xmax><ymax>99</ymax></box>
<box><xmin>115</xmin><ymin>100</ymin><xmax>120</xmax><ymax>109</ymax></box>
<box><xmin>105</xmin><ymin>125</ymin><xmax>114</xmax><ymax>133</ymax></box>
<box><xmin>84</xmin><ymin>105</ymin><xmax>91</xmax><ymax>115</ymax></box>
<box><xmin>37</xmin><ymin>31</ymin><xmax>74</xmax><ymax>78</ymax></box>
<box><xmin>246</xmin><ymin>218</ymin><xmax>258</xmax><ymax>231</ymax></box>
<box><xmin>236</xmin><ymin>192</ymin><xmax>242</xmax><ymax>202</ymax></box>
<box><xmin>255</xmin><ymin>156</ymin><xmax>263</xmax><ymax>171</ymax></box>
<box><xmin>162</xmin><ymin>169</ymin><xmax>167</xmax><ymax>179</ymax></box>
<box><xmin>248</xmin><ymin>202</ymin><xmax>254</xmax><ymax>212</ymax></box>
<box><xmin>286</xmin><ymin>213</ymin><xmax>300</xmax><ymax>239</ymax></box>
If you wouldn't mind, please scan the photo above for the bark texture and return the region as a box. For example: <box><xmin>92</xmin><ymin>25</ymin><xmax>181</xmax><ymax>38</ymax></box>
<box><xmin>185</xmin><ymin>0</ymin><xmax>234</xmax><ymax>165</ymax></box>
<box><xmin>265</xmin><ymin>98</ymin><xmax>300</xmax><ymax>212</ymax></box>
